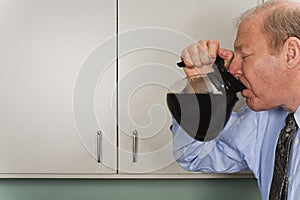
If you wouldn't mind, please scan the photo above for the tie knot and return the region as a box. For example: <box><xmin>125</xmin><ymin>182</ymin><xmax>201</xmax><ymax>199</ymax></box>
<box><xmin>285</xmin><ymin>113</ymin><xmax>298</xmax><ymax>130</ymax></box>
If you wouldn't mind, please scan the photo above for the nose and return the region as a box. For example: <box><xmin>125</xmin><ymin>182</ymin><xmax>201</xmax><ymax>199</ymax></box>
<box><xmin>228</xmin><ymin>57</ymin><xmax>243</xmax><ymax>78</ymax></box>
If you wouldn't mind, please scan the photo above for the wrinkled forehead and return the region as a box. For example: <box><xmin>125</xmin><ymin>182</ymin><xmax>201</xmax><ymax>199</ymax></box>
<box><xmin>234</xmin><ymin>19</ymin><xmax>264</xmax><ymax>52</ymax></box>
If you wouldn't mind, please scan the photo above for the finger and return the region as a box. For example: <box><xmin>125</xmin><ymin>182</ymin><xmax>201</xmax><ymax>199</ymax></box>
<box><xmin>187</xmin><ymin>43</ymin><xmax>202</xmax><ymax>67</ymax></box>
<box><xmin>181</xmin><ymin>47</ymin><xmax>194</xmax><ymax>67</ymax></box>
<box><xmin>218</xmin><ymin>48</ymin><xmax>234</xmax><ymax>69</ymax></box>
<box><xmin>197</xmin><ymin>40</ymin><xmax>211</xmax><ymax>65</ymax></box>
<box><xmin>207</xmin><ymin>39</ymin><xmax>220</xmax><ymax>60</ymax></box>
<box><xmin>183</xmin><ymin>65</ymin><xmax>201</xmax><ymax>77</ymax></box>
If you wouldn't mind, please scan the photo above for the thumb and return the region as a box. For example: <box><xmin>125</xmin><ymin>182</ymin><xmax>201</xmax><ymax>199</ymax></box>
<box><xmin>218</xmin><ymin>48</ymin><xmax>234</xmax><ymax>69</ymax></box>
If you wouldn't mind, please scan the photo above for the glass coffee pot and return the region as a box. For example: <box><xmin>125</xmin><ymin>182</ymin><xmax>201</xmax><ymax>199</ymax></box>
<box><xmin>166</xmin><ymin>56</ymin><xmax>246</xmax><ymax>141</ymax></box>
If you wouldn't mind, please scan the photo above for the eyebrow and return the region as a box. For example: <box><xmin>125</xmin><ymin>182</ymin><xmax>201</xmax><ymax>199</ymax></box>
<box><xmin>234</xmin><ymin>43</ymin><xmax>253</xmax><ymax>54</ymax></box>
<box><xmin>234</xmin><ymin>44</ymin><xmax>243</xmax><ymax>53</ymax></box>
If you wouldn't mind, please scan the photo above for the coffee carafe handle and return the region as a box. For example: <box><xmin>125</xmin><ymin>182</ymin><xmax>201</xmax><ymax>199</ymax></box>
<box><xmin>177</xmin><ymin>56</ymin><xmax>246</xmax><ymax>94</ymax></box>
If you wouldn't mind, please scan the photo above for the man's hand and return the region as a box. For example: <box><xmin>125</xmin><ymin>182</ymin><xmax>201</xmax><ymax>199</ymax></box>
<box><xmin>180</xmin><ymin>40</ymin><xmax>234</xmax><ymax>77</ymax></box>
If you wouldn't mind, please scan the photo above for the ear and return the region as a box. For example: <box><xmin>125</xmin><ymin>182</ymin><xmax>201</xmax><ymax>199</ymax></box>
<box><xmin>283</xmin><ymin>37</ymin><xmax>300</xmax><ymax>69</ymax></box>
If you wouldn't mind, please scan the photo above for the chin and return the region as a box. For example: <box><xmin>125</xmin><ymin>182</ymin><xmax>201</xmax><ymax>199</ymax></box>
<box><xmin>247</xmin><ymin>104</ymin><xmax>278</xmax><ymax>112</ymax></box>
<box><xmin>247</xmin><ymin>104</ymin><xmax>262</xmax><ymax>112</ymax></box>
<box><xmin>246</xmin><ymin>99</ymin><xmax>271</xmax><ymax>112</ymax></box>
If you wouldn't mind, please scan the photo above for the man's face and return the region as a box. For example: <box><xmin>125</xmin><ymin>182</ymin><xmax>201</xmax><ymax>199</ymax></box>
<box><xmin>229</xmin><ymin>19</ymin><xmax>287</xmax><ymax>111</ymax></box>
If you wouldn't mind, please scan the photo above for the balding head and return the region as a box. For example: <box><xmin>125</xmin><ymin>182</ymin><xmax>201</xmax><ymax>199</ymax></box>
<box><xmin>237</xmin><ymin>0</ymin><xmax>300</xmax><ymax>54</ymax></box>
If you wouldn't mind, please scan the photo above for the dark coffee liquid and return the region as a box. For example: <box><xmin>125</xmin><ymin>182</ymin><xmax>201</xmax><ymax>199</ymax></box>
<box><xmin>167</xmin><ymin>92</ymin><xmax>238</xmax><ymax>141</ymax></box>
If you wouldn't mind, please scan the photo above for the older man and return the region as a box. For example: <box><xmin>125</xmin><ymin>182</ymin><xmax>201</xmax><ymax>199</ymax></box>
<box><xmin>171</xmin><ymin>0</ymin><xmax>300</xmax><ymax>199</ymax></box>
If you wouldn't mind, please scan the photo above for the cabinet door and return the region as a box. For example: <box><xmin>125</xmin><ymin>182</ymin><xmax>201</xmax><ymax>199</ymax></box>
<box><xmin>0</xmin><ymin>0</ymin><xmax>116</xmax><ymax>176</ymax></box>
<box><xmin>118</xmin><ymin>0</ymin><xmax>257</xmax><ymax>174</ymax></box>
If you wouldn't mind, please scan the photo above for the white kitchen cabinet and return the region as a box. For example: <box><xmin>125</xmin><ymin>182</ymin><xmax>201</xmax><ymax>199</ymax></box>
<box><xmin>0</xmin><ymin>0</ymin><xmax>259</xmax><ymax>178</ymax></box>
<box><xmin>118</xmin><ymin>0</ymin><xmax>257</xmax><ymax>174</ymax></box>
<box><xmin>0</xmin><ymin>0</ymin><xmax>116</xmax><ymax>176</ymax></box>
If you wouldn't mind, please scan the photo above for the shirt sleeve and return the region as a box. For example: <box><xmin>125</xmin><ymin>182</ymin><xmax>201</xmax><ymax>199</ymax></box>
<box><xmin>170</xmin><ymin>107</ymin><xmax>250</xmax><ymax>173</ymax></box>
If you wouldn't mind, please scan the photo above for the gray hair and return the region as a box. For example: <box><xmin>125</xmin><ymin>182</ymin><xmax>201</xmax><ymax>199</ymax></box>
<box><xmin>237</xmin><ymin>0</ymin><xmax>300</xmax><ymax>54</ymax></box>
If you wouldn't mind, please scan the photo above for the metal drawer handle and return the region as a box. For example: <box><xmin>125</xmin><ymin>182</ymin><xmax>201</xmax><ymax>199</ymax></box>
<box><xmin>133</xmin><ymin>130</ymin><xmax>138</xmax><ymax>163</ymax></box>
<box><xmin>97</xmin><ymin>130</ymin><xmax>102</xmax><ymax>163</ymax></box>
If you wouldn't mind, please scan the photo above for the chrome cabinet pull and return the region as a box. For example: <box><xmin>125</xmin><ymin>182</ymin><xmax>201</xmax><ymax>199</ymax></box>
<box><xmin>132</xmin><ymin>130</ymin><xmax>138</xmax><ymax>163</ymax></box>
<box><xmin>97</xmin><ymin>130</ymin><xmax>102</xmax><ymax>163</ymax></box>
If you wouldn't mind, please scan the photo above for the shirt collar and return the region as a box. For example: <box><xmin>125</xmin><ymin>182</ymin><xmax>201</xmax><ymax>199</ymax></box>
<box><xmin>293</xmin><ymin>105</ymin><xmax>300</xmax><ymax>126</ymax></box>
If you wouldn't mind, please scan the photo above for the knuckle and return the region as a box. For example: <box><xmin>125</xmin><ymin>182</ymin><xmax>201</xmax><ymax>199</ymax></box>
<box><xmin>181</xmin><ymin>48</ymin><xmax>188</xmax><ymax>58</ymax></box>
<box><xmin>208</xmin><ymin>39</ymin><xmax>219</xmax><ymax>45</ymax></box>
<box><xmin>197</xmin><ymin>40</ymin><xmax>207</xmax><ymax>45</ymax></box>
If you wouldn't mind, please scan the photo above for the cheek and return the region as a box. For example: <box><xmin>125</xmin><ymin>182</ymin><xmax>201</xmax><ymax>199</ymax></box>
<box><xmin>241</xmin><ymin>56</ymin><xmax>283</xmax><ymax>110</ymax></box>
<box><xmin>243</xmin><ymin>59</ymin><xmax>275</xmax><ymax>93</ymax></box>
<box><xmin>248</xmin><ymin>58</ymin><xmax>282</xmax><ymax>98</ymax></box>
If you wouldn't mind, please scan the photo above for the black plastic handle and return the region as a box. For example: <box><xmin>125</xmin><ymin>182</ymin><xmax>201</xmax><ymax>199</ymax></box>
<box><xmin>177</xmin><ymin>61</ymin><xmax>186</xmax><ymax>67</ymax></box>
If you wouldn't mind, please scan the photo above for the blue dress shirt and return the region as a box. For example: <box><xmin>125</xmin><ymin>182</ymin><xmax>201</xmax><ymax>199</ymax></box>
<box><xmin>171</xmin><ymin>105</ymin><xmax>300</xmax><ymax>200</ymax></box>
